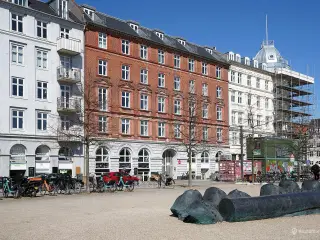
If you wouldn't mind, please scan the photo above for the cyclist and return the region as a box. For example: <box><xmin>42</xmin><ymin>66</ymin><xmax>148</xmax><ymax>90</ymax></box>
<box><xmin>311</xmin><ymin>164</ymin><xmax>320</xmax><ymax>180</ymax></box>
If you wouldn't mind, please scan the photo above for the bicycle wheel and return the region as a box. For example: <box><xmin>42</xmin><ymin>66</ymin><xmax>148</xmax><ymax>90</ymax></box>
<box><xmin>116</xmin><ymin>183</ymin><xmax>123</xmax><ymax>191</ymax></box>
<box><xmin>97</xmin><ymin>181</ymin><xmax>104</xmax><ymax>193</ymax></box>
<box><xmin>126</xmin><ymin>183</ymin><xmax>134</xmax><ymax>192</ymax></box>
<box><xmin>40</xmin><ymin>185</ymin><xmax>46</xmax><ymax>196</ymax></box>
<box><xmin>109</xmin><ymin>183</ymin><xmax>117</xmax><ymax>193</ymax></box>
<box><xmin>3</xmin><ymin>189</ymin><xmax>9</xmax><ymax>198</ymax></box>
<box><xmin>74</xmin><ymin>182</ymin><xmax>81</xmax><ymax>194</ymax></box>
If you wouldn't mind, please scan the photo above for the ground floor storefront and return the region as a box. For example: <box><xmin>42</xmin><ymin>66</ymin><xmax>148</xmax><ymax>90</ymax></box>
<box><xmin>0</xmin><ymin>137</ymin><xmax>84</xmax><ymax>178</ymax></box>
<box><xmin>88</xmin><ymin>140</ymin><xmax>230</xmax><ymax>180</ymax></box>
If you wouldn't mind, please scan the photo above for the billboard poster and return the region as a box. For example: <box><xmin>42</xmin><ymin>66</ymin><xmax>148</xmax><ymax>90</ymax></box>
<box><xmin>266</xmin><ymin>160</ymin><xmax>294</xmax><ymax>173</ymax></box>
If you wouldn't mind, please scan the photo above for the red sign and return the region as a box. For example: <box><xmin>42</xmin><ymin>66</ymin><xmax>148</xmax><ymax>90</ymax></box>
<box><xmin>178</xmin><ymin>160</ymin><xmax>181</xmax><ymax>165</ymax></box>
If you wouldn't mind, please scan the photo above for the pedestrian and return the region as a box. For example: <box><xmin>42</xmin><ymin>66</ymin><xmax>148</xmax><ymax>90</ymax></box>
<box><xmin>311</xmin><ymin>164</ymin><xmax>320</xmax><ymax>180</ymax></box>
<box><xmin>158</xmin><ymin>173</ymin><xmax>162</xmax><ymax>188</ymax></box>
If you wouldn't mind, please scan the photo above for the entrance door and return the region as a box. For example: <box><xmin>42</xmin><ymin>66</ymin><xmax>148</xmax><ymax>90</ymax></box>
<box><xmin>162</xmin><ymin>149</ymin><xmax>176</xmax><ymax>177</ymax></box>
<box><xmin>60</xmin><ymin>85</ymin><xmax>71</xmax><ymax>108</ymax></box>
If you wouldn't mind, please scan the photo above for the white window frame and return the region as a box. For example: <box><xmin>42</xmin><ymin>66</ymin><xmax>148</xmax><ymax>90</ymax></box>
<box><xmin>247</xmin><ymin>76</ymin><xmax>251</xmax><ymax>86</ymax></box>
<box><xmin>99</xmin><ymin>87</ymin><xmax>107</xmax><ymax>111</ymax></box>
<box><xmin>158</xmin><ymin>73</ymin><xmax>165</xmax><ymax>87</ymax></box>
<box><xmin>189</xmin><ymin>80</ymin><xmax>195</xmax><ymax>93</ymax></box>
<box><xmin>11</xmin><ymin>108</ymin><xmax>24</xmax><ymax>130</ymax></box>
<box><xmin>256</xmin><ymin>78</ymin><xmax>260</xmax><ymax>88</ymax></box>
<box><xmin>11</xmin><ymin>77</ymin><xmax>24</xmax><ymax>97</ymax></box>
<box><xmin>36</xmin><ymin>20</ymin><xmax>47</xmax><ymax>39</ymax></box>
<box><xmin>238</xmin><ymin>92</ymin><xmax>242</xmax><ymax>104</ymax></box>
<box><xmin>202</xmin><ymin>83</ymin><xmax>208</xmax><ymax>96</ymax></box>
<box><xmin>122</xmin><ymin>65</ymin><xmax>130</xmax><ymax>80</ymax></box>
<box><xmin>36</xmin><ymin>50</ymin><xmax>48</xmax><ymax>69</ymax></box>
<box><xmin>265</xmin><ymin>80</ymin><xmax>269</xmax><ymax>90</ymax></box>
<box><xmin>174</xmin><ymin>55</ymin><xmax>180</xmax><ymax>68</ymax></box>
<box><xmin>202</xmin><ymin>62</ymin><xmax>208</xmax><ymax>75</ymax></box>
<box><xmin>158</xmin><ymin>122</ymin><xmax>165</xmax><ymax>137</ymax></box>
<box><xmin>248</xmin><ymin>94</ymin><xmax>252</xmax><ymax>105</ymax></box>
<box><xmin>158</xmin><ymin>96</ymin><xmax>165</xmax><ymax>113</ymax></box>
<box><xmin>11</xmin><ymin>13</ymin><xmax>23</xmax><ymax>33</ymax></box>
<box><xmin>98</xmin><ymin>60</ymin><xmax>107</xmax><ymax>76</ymax></box>
<box><xmin>217</xmin><ymin>106</ymin><xmax>222</xmax><ymax>120</ymax></box>
<box><xmin>203</xmin><ymin>127</ymin><xmax>208</xmax><ymax>141</ymax></box>
<box><xmin>156</xmin><ymin>32</ymin><xmax>164</xmax><ymax>40</ymax></box>
<box><xmin>174</xmin><ymin>76</ymin><xmax>180</xmax><ymax>91</ymax></box>
<box><xmin>37</xmin><ymin>111</ymin><xmax>48</xmax><ymax>131</ymax></box>
<box><xmin>232</xmin><ymin>132</ymin><xmax>237</xmax><ymax>145</ymax></box>
<box><xmin>257</xmin><ymin>115</ymin><xmax>262</xmax><ymax>127</ymax></box>
<box><xmin>202</xmin><ymin>104</ymin><xmax>208</xmax><ymax>119</ymax></box>
<box><xmin>99</xmin><ymin>116</ymin><xmax>107</xmax><ymax>133</ymax></box>
<box><xmin>11</xmin><ymin>44</ymin><xmax>24</xmax><ymax>65</ymax></box>
<box><xmin>140</xmin><ymin>69</ymin><xmax>148</xmax><ymax>84</ymax></box>
<box><xmin>217</xmin><ymin>128</ymin><xmax>222</xmax><ymax>141</ymax></box>
<box><xmin>60</xmin><ymin>27</ymin><xmax>69</xmax><ymax>39</ymax></box>
<box><xmin>216</xmin><ymin>86</ymin><xmax>222</xmax><ymax>98</ymax></box>
<box><xmin>140</xmin><ymin>120</ymin><xmax>148</xmax><ymax>136</ymax></box>
<box><xmin>121</xmin><ymin>118</ymin><xmax>130</xmax><ymax>134</ymax></box>
<box><xmin>188</xmin><ymin>59</ymin><xmax>195</xmax><ymax>72</ymax></box>
<box><xmin>231</xmin><ymin>71</ymin><xmax>235</xmax><ymax>82</ymax></box>
<box><xmin>140</xmin><ymin>45</ymin><xmax>148</xmax><ymax>59</ymax></box>
<box><xmin>129</xmin><ymin>23</ymin><xmax>138</xmax><ymax>32</ymax></box>
<box><xmin>216</xmin><ymin>67</ymin><xmax>221</xmax><ymax>79</ymax></box>
<box><xmin>231</xmin><ymin>111</ymin><xmax>236</xmax><ymax>125</ymax></box>
<box><xmin>60</xmin><ymin>115</ymin><xmax>70</xmax><ymax>131</ymax></box>
<box><xmin>237</xmin><ymin>73</ymin><xmax>242</xmax><ymax>84</ymax></box>
<box><xmin>231</xmin><ymin>91</ymin><xmax>235</xmax><ymax>103</ymax></box>
<box><xmin>121</xmin><ymin>91</ymin><xmax>130</xmax><ymax>108</ymax></box>
<box><xmin>158</xmin><ymin>50</ymin><xmax>165</xmax><ymax>64</ymax></box>
<box><xmin>37</xmin><ymin>81</ymin><xmax>48</xmax><ymax>100</ymax></box>
<box><xmin>98</xmin><ymin>32</ymin><xmax>107</xmax><ymax>48</ymax></box>
<box><xmin>174</xmin><ymin>99</ymin><xmax>181</xmax><ymax>115</ymax></box>
<box><xmin>174</xmin><ymin>124</ymin><xmax>181</xmax><ymax>138</ymax></box>
<box><xmin>140</xmin><ymin>94</ymin><xmax>148</xmax><ymax>110</ymax></box>
<box><xmin>265</xmin><ymin>116</ymin><xmax>270</xmax><ymax>127</ymax></box>
<box><xmin>265</xmin><ymin>98</ymin><xmax>269</xmax><ymax>109</ymax></box>
<box><xmin>257</xmin><ymin>96</ymin><xmax>261</xmax><ymax>108</ymax></box>
<box><xmin>121</xmin><ymin>40</ymin><xmax>130</xmax><ymax>55</ymax></box>
<box><xmin>238</xmin><ymin>112</ymin><xmax>243</xmax><ymax>125</ymax></box>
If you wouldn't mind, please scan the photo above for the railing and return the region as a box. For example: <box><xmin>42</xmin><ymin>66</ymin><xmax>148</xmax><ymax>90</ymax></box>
<box><xmin>57</xmin><ymin>37</ymin><xmax>81</xmax><ymax>54</ymax></box>
<box><xmin>57</xmin><ymin>66</ymin><xmax>81</xmax><ymax>83</ymax></box>
<box><xmin>57</xmin><ymin>97</ymin><xmax>81</xmax><ymax>112</ymax></box>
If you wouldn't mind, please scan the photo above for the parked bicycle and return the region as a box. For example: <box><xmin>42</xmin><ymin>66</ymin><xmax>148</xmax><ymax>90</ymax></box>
<box><xmin>116</xmin><ymin>176</ymin><xmax>134</xmax><ymax>192</ymax></box>
<box><xmin>1</xmin><ymin>177</ymin><xmax>20</xmax><ymax>198</ymax></box>
<box><xmin>97</xmin><ymin>175</ymin><xmax>116</xmax><ymax>193</ymax></box>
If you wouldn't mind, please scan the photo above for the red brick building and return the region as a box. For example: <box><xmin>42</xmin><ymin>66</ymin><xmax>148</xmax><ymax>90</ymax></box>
<box><xmin>81</xmin><ymin>5</ymin><xmax>230</xmax><ymax>179</ymax></box>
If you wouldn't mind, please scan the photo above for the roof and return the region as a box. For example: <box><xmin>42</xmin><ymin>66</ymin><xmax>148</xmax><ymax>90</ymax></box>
<box><xmin>85</xmin><ymin>10</ymin><xmax>228</xmax><ymax>66</ymax></box>
<box><xmin>28</xmin><ymin>0</ymin><xmax>57</xmax><ymax>16</ymax></box>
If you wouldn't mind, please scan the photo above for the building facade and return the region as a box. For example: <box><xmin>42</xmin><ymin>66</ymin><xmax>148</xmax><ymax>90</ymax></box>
<box><xmin>0</xmin><ymin>0</ymin><xmax>85</xmax><ymax>178</ymax></box>
<box><xmin>81</xmin><ymin>5</ymin><xmax>230</xmax><ymax>179</ymax></box>
<box><xmin>226</xmin><ymin>52</ymin><xmax>274</xmax><ymax>161</ymax></box>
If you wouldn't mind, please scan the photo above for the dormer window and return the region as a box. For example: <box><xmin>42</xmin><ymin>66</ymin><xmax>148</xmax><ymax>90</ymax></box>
<box><xmin>156</xmin><ymin>32</ymin><xmax>164</xmax><ymax>40</ymax></box>
<box><xmin>60</xmin><ymin>0</ymin><xmax>68</xmax><ymax>20</ymax></box>
<box><xmin>254</xmin><ymin>60</ymin><xmax>258</xmax><ymax>68</ymax></box>
<box><xmin>84</xmin><ymin>8</ymin><xmax>94</xmax><ymax>20</ymax></box>
<box><xmin>205</xmin><ymin>48</ymin><xmax>213</xmax><ymax>54</ymax></box>
<box><xmin>9</xmin><ymin>0</ymin><xmax>26</xmax><ymax>6</ymax></box>
<box><xmin>178</xmin><ymin>39</ymin><xmax>186</xmax><ymax>46</ymax></box>
<box><xmin>129</xmin><ymin>23</ymin><xmax>139</xmax><ymax>33</ymax></box>
<box><xmin>235</xmin><ymin>54</ymin><xmax>241</xmax><ymax>63</ymax></box>
<box><xmin>262</xmin><ymin>64</ymin><xmax>267</xmax><ymax>70</ymax></box>
<box><xmin>245</xmin><ymin>57</ymin><xmax>250</xmax><ymax>66</ymax></box>
<box><xmin>228</xmin><ymin>53</ymin><xmax>234</xmax><ymax>61</ymax></box>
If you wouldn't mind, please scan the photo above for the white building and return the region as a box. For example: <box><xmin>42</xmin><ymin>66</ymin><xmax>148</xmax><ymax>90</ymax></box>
<box><xmin>226</xmin><ymin>51</ymin><xmax>274</xmax><ymax>161</ymax></box>
<box><xmin>0</xmin><ymin>0</ymin><xmax>84</xmax><ymax>178</ymax></box>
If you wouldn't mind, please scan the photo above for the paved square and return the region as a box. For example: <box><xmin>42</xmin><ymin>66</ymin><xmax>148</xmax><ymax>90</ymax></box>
<box><xmin>0</xmin><ymin>183</ymin><xmax>319</xmax><ymax>240</ymax></box>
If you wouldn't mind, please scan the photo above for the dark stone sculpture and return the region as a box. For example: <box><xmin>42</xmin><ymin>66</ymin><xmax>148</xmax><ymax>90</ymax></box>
<box><xmin>278</xmin><ymin>179</ymin><xmax>300</xmax><ymax>194</ymax></box>
<box><xmin>301</xmin><ymin>180</ymin><xmax>320</xmax><ymax>192</ymax></box>
<box><xmin>203</xmin><ymin>187</ymin><xmax>227</xmax><ymax>208</ymax></box>
<box><xmin>227</xmin><ymin>189</ymin><xmax>251</xmax><ymax>199</ymax></box>
<box><xmin>260</xmin><ymin>184</ymin><xmax>282</xmax><ymax>196</ymax></box>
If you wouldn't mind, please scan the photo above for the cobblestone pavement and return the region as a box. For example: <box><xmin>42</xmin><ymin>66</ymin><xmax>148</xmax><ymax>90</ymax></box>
<box><xmin>0</xmin><ymin>183</ymin><xmax>319</xmax><ymax>240</ymax></box>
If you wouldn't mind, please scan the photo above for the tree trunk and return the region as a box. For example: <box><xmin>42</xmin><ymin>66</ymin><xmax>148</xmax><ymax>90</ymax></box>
<box><xmin>85</xmin><ymin>142</ymin><xmax>90</xmax><ymax>192</ymax></box>
<box><xmin>188</xmin><ymin>151</ymin><xmax>192</xmax><ymax>187</ymax></box>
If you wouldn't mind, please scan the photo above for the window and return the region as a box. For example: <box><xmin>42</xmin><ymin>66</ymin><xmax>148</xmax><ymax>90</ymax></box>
<box><xmin>158</xmin><ymin>73</ymin><xmax>165</xmax><ymax>87</ymax></box>
<box><xmin>217</xmin><ymin>128</ymin><xmax>222</xmax><ymax>141</ymax></box>
<box><xmin>309</xmin><ymin>151</ymin><xmax>314</xmax><ymax>157</ymax></box>
<box><xmin>216</xmin><ymin>86</ymin><xmax>222</xmax><ymax>98</ymax></box>
<box><xmin>174</xmin><ymin>124</ymin><xmax>181</xmax><ymax>138</ymax></box>
<box><xmin>121</xmin><ymin>91</ymin><xmax>130</xmax><ymax>108</ymax></box>
<box><xmin>257</xmin><ymin>115</ymin><xmax>261</xmax><ymax>127</ymax></box>
<box><xmin>11</xmin><ymin>44</ymin><xmax>23</xmax><ymax>64</ymax></box>
<box><xmin>191</xmin><ymin>151</ymin><xmax>196</xmax><ymax>163</ymax></box>
<box><xmin>202</xmin><ymin>83</ymin><xmax>208</xmax><ymax>96</ymax></box>
<box><xmin>95</xmin><ymin>147</ymin><xmax>108</xmax><ymax>165</ymax></box>
<box><xmin>121</xmin><ymin>119</ymin><xmax>130</xmax><ymax>134</ymax></box>
<box><xmin>231</xmin><ymin>91</ymin><xmax>235</xmax><ymax>103</ymax></box>
<box><xmin>237</xmin><ymin>73</ymin><xmax>242</xmax><ymax>84</ymax></box>
<box><xmin>37</xmin><ymin>81</ymin><xmax>47</xmax><ymax>100</ymax></box>
<box><xmin>37</xmin><ymin>112</ymin><xmax>47</xmax><ymax>131</ymax></box>
<box><xmin>202</xmin><ymin>62</ymin><xmax>208</xmax><ymax>75</ymax></box>
<box><xmin>158</xmin><ymin>96</ymin><xmax>165</xmax><ymax>113</ymax></box>
<box><xmin>238</xmin><ymin>92</ymin><xmax>242</xmax><ymax>104</ymax></box>
<box><xmin>129</xmin><ymin>23</ymin><xmax>138</xmax><ymax>32</ymax></box>
<box><xmin>140</xmin><ymin>45</ymin><xmax>147</xmax><ymax>59</ymax></box>
<box><xmin>174</xmin><ymin>55</ymin><xmax>180</xmax><ymax>68</ymax></box>
<box><xmin>265</xmin><ymin>116</ymin><xmax>270</xmax><ymax>127</ymax></box>
<box><xmin>11</xmin><ymin>13</ymin><xmax>23</xmax><ymax>32</ymax></box>
<box><xmin>140</xmin><ymin>94</ymin><xmax>148</xmax><ymax>110</ymax></box>
<box><xmin>122</xmin><ymin>65</ymin><xmax>130</xmax><ymax>80</ymax></box>
<box><xmin>248</xmin><ymin>114</ymin><xmax>253</xmax><ymax>127</ymax></box>
<box><xmin>173</xmin><ymin>99</ymin><xmax>181</xmax><ymax>115</ymax></box>
<box><xmin>231</xmin><ymin>71</ymin><xmax>235</xmax><ymax>82</ymax></box>
<box><xmin>140</xmin><ymin>120</ymin><xmax>148</xmax><ymax>136</ymax></box>
<box><xmin>119</xmin><ymin>148</ymin><xmax>131</xmax><ymax>168</ymax></box>
<box><xmin>60</xmin><ymin>0</ymin><xmax>68</xmax><ymax>19</ymax></box>
<box><xmin>60</xmin><ymin>116</ymin><xmax>70</xmax><ymax>130</ymax></box>
<box><xmin>256</xmin><ymin>78</ymin><xmax>260</xmax><ymax>88</ymax></box>
<box><xmin>99</xmin><ymin>87</ymin><xmax>107</xmax><ymax>111</ymax></box>
<box><xmin>265</xmin><ymin>98</ymin><xmax>269</xmax><ymax>109</ymax></box>
<box><xmin>174</xmin><ymin>77</ymin><xmax>180</xmax><ymax>91</ymax></box>
<box><xmin>36</xmin><ymin>50</ymin><xmax>48</xmax><ymax>69</ymax></box>
<box><xmin>121</xmin><ymin>40</ymin><xmax>130</xmax><ymax>55</ymax></box>
<box><xmin>158</xmin><ymin>50</ymin><xmax>165</xmax><ymax>64</ymax></box>
<box><xmin>156</xmin><ymin>32</ymin><xmax>164</xmax><ymax>40</ymax></box>
<box><xmin>247</xmin><ymin>76</ymin><xmax>251</xmax><ymax>86</ymax></box>
<box><xmin>206</xmin><ymin>48</ymin><xmax>213</xmax><ymax>54</ymax></box>
<box><xmin>12</xmin><ymin>109</ymin><xmax>24</xmax><ymax>129</ymax></box>
<box><xmin>189</xmin><ymin>80</ymin><xmax>195</xmax><ymax>93</ymax></box>
<box><xmin>188</xmin><ymin>59</ymin><xmax>194</xmax><ymax>72</ymax></box>
<box><xmin>158</xmin><ymin>122</ymin><xmax>165</xmax><ymax>137</ymax></box>
<box><xmin>203</xmin><ymin>127</ymin><xmax>208</xmax><ymax>141</ymax></box>
<box><xmin>98</xmin><ymin>60</ymin><xmax>107</xmax><ymax>76</ymax></box>
<box><xmin>178</xmin><ymin>39</ymin><xmax>186</xmax><ymax>46</ymax></box>
<box><xmin>139</xmin><ymin>69</ymin><xmax>148</xmax><ymax>84</ymax></box>
<box><xmin>238</xmin><ymin>112</ymin><xmax>243</xmax><ymax>125</ymax></box>
<box><xmin>317</xmin><ymin>151</ymin><xmax>320</xmax><ymax>157</ymax></box>
<box><xmin>216</xmin><ymin>67</ymin><xmax>221</xmax><ymax>79</ymax></box>
<box><xmin>98</xmin><ymin>33</ymin><xmax>107</xmax><ymax>48</ymax></box>
<box><xmin>10</xmin><ymin>0</ymin><xmax>25</xmax><ymax>6</ymax></box>
<box><xmin>245</xmin><ymin>58</ymin><xmax>250</xmax><ymax>65</ymax></box>
<box><xmin>217</xmin><ymin>106</ymin><xmax>222</xmax><ymax>120</ymax></box>
<box><xmin>202</xmin><ymin>104</ymin><xmax>208</xmax><ymax>119</ymax></box>
<box><xmin>257</xmin><ymin>96</ymin><xmax>261</xmax><ymax>108</ymax></box>
<box><xmin>99</xmin><ymin>116</ymin><xmax>107</xmax><ymax>132</ymax></box>
<box><xmin>232</xmin><ymin>132</ymin><xmax>237</xmax><ymax>145</ymax></box>
<box><xmin>60</xmin><ymin>27</ymin><xmax>69</xmax><ymax>38</ymax></box>
<box><xmin>138</xmin><ymin>149</ymin><xmax>149</xmax><ymax>166</ymax></box>
<box><xmin>11</xmin><ymin>77</ymin><xmax>23</xmax><ymax>97</ymax></box>
<box><xmin>189</xmin><ymin>102</ymin><xmax>196</xmax><ymax>117</ymax></box>
<box><xmin>36</xmin><ymin>20</ymin><xmax>47</xmax><ymax>39</ymax></box>
<box><xmin>248</xmin><ymin>94</ymin><xmax>252</xmax><ymax>105</ymax></box>
<box><xmin>231</xmin><ymin>111</ymin><xmax>236</xmax><ymax>125</ymax></box>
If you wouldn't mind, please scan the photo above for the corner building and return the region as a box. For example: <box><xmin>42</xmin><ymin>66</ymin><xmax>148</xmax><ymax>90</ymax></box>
<box><xmin>82</xmin><ymin>5</ymin><xmax>230</xmax><ymax>179</ymax></box>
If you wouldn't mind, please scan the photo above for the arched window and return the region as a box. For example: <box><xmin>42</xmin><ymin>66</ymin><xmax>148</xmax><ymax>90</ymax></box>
<box><xmin>35</xmin><ymin>145</ymin><xmax>50</xmax><ymax>161</ymax></box>
<box><xmin>10</xmin><ymin>144</ymin><xmax>26</xmax><ymax>161</ymax></box>
<box><xmin>138</xmin><ymin>149</ymin><xmax>150</xmax><ymax>178</ymax></box>
<box><xmin>119</xmin><ymin>147</ymin><xmax>131</xmax><ymax>169</ymax></box>
<box><xmin>215</xmin><ymin>151</ymin><xmax>222</xmax><ymax>162</ymax></box>
<box><xmin>201</xmin><ymin>152</ymin><xmax>209</xmax><ymax>163</ymax></box>
<box><xmin>58</xmin><ymin>147</ymin><xmax>73</xmax><ymax>161</ymax></box>
<box><xmin>138</xmin><ymin>149</ymin><xmax>149</xmax><ymax>163</ymax></box>
<box><xmin>95</xmin><ymin>147</ymin><xmax>109</xmax><ymax>175</ymax></box>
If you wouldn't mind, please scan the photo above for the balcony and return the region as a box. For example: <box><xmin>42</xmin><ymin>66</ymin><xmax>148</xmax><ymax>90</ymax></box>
<box><xmin>57</xmin><ymin>37</ymin><xmax>81</xmax><ymax>55</ymax></box>
<box><xmin>57</xmin><ymin>66</ymin><xmax>81</xmax><ymax>84</ymax></box>
<box><xmin>57</xmin><ymin>97</ymin><xmax>81</xmax><ymax>113</ymax></box>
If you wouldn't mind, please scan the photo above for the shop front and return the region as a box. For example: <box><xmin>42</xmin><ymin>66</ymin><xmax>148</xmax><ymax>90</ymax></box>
<box><xmin>9</xmin><ymin>144</ymin><xmax>27</xmax><ymax>178</ymax></box>
<box><xmin>58</xmin><ymin>147</ymin><xmax>73</xmax><ymax>175</ymax></box>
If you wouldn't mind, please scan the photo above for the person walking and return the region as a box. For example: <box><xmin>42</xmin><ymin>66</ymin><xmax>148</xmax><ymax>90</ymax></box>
<box><xmin>158</xmin><ymin>173</ymin><xmax>162</xmax><ymax>188</ymax></box>
<box><xmin>311</xmin><ymin>164</ymin><xmax>320</xmax><ymax>180</ymax></box>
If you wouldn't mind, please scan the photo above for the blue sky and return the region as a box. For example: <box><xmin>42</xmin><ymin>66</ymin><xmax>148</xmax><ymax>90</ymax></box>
<box><xmin>77</xmin><ymin>0</ymin><xmax>319</xmax><ymax>115</ymax></box>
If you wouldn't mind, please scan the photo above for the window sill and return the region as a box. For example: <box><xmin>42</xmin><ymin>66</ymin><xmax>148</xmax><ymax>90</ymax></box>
<box><xmin>121</xmin><ymin>133</ymin><xmax>132</xmax><ymax>137</ymax></box>
<box><xmin>140</xmin><ymin>109</ymin><xmax>151</xmax><ymax>113</ymax></box>
<box><xmin>158</xmin><ymin>136</ymin><xmax>166</xmax><ymax>139</ymax></box>
<box><xmin>121</xmin><ymin>78</ymin><xmax>131</xmax><ymax>82</ymax></box>
<box><xmin>35</xmin><ymin>99</ymin><xmax>48</xmax><ymax>102</ymax></box>
<box><xmin>157</xmin><ymin>111</ymin><xmax>166</xmax><ymax>114</ymax></box>
<box><xmin>140</xmin><ymin>135</ymin><xmax>150</xmax><ymax>138</ymax></box>
<box><xmin>97</xmin><ymin>74</ymin><xmax>110</xmax><ymax>79</ymax></box>
<box><xmin>121</xmin><ymin>107</ymin><xmax>131</xmax><ymax>110</ymax></box>
<box><xmin>173</xmin><ymin>113</ymin><xmax>181</xmax><ymax>116</ymax></box>
<box><xmin>37</xmin><ymin>67</ymin><xmax>49</xmax><ymax>71</ymax></box>
<box><xmin>11</xmin><ymin>63</ymin><xmax>25</xmax><ymax>67</ymax></box>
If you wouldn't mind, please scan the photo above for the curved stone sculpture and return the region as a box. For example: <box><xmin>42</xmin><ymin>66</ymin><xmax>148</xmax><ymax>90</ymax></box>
<box><xmin>227</xmin><ymin>189</ymin><xmax>251</xmax><ymax>199</ymax></box>
<box><xmin>219</xmin><ymin>191</ymin><xmax>320</xmax><ymax>222</ymax></box>
<box><xmin>301</xmin><ymin>180</ymin><xmax>320</xmax><ymax>192</ymax></box>
<box><xmin>203</xmin><ymin>187</ymin><xmax>227</xmax><ymax>208</ymax></box>
<box><xmin>260</xmin><ymin>184</ymin><xmax>282</xmax><ymax>196</ymax></box>
<box><xmin>279</xmin><ymin>179</ymin><xmax>300</xmax><ymax>194</ymax></box>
